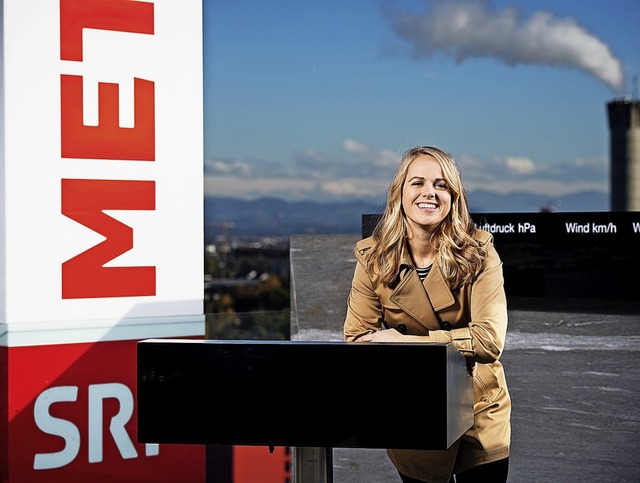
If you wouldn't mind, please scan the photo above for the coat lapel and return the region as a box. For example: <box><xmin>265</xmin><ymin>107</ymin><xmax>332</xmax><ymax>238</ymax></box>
<box><xmin>390</xmin><ymin>261</ymin><xmax>456</xmax><ymax>331</ymax></box>
<box><xmin>423</xmin><ymin>262</ymin><xmax>456</xmax><ymax>311</ymax></box>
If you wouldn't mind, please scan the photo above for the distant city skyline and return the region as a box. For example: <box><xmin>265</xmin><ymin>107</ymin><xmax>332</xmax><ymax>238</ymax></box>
<box><xmin>203</xmin><ymin>0</ymin><xmax>640</xmax><ymax>206</ymax></box>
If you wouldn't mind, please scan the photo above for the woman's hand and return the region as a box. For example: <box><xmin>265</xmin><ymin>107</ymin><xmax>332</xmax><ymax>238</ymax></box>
<box><xmin>357</xmin><ymin>329</ymin><xmax>424</xmax><ymax>343</ymax></box>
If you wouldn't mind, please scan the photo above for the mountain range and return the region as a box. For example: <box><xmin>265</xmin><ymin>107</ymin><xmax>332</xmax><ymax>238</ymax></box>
<box><xmin>204</xmin><ymin>189</ymin><xmax>609</xmax><ymax>240</ymax></box>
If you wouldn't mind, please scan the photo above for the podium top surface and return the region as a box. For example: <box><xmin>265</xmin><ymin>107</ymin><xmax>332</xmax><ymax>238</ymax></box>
<box><xmin>139</xmin><ymin>338</ymin><xmax>451</xmax><ymax>347</ymax></box>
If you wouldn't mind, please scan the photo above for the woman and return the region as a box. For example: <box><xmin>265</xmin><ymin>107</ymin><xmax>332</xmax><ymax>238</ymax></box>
<box><xmin>343</xmin><ymin>146</ymin><xmax>511</xmax><ymax>483</ymax></box>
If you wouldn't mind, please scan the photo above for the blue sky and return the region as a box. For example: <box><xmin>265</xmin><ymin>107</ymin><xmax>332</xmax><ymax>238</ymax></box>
<box><xmin>202</xmin><ymin>0</ymin><xmax>640</xmax><ymax>205</ymax></box>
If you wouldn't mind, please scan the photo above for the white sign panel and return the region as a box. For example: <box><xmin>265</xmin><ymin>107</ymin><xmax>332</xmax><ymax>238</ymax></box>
<box><xmin>1</xmin><ymin>0</ymin><xmax>203</xmax><ymax>330</ymax></box>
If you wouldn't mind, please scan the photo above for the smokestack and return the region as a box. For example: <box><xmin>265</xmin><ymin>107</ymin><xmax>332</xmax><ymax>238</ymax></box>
<box><xmin>607</xmin><ymin>98</ymin><xmax>640</xmax><ymax>212</ymax></box>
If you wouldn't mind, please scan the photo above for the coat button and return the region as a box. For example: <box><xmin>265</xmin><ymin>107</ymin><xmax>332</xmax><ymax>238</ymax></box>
<box><xmin>441</xmin><ymin>321</ymin><xmax>452</xmax><ymax>330</ymax></box>
<box><xmin>397</xmin><ymin>324</ymin><xmax>408</xmax><ymax>334</ymax></box>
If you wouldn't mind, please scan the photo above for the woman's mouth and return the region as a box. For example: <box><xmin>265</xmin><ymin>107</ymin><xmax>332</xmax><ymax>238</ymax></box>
<box><xmin>417</xmin><ymin>202</ymin><xmax>437</xmax><ymax>210</ymax></box>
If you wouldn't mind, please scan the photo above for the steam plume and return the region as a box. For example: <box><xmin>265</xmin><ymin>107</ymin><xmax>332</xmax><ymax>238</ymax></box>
<box><xmin>386</xmin><ymin>0</ymin><xmax>624</xmax><ymax>91</ymax></box>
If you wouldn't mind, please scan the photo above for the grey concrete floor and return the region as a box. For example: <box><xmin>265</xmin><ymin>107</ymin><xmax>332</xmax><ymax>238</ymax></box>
<box><xmin>324</xmin><ymin>309</ymin><xmax>640</xmax><ymax>483</ymax></box>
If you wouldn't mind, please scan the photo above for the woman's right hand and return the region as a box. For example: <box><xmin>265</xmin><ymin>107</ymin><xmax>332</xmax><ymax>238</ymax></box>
<box><xmin>358</xmin><ymin>329</ymin><xmax>427</xmax><ymax>344</ymax></box>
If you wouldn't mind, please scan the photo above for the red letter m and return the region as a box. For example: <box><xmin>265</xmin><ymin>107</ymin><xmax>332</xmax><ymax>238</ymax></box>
<box><xmin>61</xmin><ymin>179</ymin><xmax>156</xmax><ymax>299</ymax></box>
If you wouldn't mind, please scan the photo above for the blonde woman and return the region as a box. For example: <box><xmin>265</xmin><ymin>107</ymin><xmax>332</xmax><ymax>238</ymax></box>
<box><xmin>344</xmin><ymin>146</ymin><xmax>511</xmax><ymax>483</ymax></box>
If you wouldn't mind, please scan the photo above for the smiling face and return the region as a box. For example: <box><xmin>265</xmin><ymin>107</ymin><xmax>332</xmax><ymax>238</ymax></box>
<box><xmin>401</xmin><ymin>154</ymin><xmax>452</xmax><ymax>234</ymax></box>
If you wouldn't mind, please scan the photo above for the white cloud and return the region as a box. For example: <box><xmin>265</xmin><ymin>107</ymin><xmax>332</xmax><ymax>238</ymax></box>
<box><xmin>385</xmin><ymin>0</ymin><xmax>624</xmax><ymax>91</ymax></box>
<box><xmin>342</xmin><ymin>138</ymin><xmax>370</xmax><ymax>154</ymax></box>
<box><xmin>372</xmin><ymin>148</ymin><xmax>400</xmax><ymax>168</ymax></box>
<box><xmin>203</xmin><ymin>142</ymin><xmax>397</xmax><ymax>201</ymax></box>
<box><xmin>458</xmin><ymin>152</ymin><xmax>607</xmax><ymax>195</ymax></box>
<box><xmin>204</xmin><ymin>157</ymin><xmax>253</xmax><ymax>176</ymax></box>
<box><xmin>464</xmin><ymin>177</ymin><xmax>605</xmax><ymax>196</ymax></box>
<box><xmin>204</xmin><ymin>144</ymin><xmax>607</xmax><ymax>202</ymax></box>
<box><xmin>320</xmin><ymin>178</ymin><xmax>389</xmax><ymax>198</ymax></box>
<box><xmin>505</xmin><ymin>156</ymin><xmax>536</xmax><ymax>175</ymax></box>
<box><xmin>204</xmin><ymin>174</ymin><xmax>318</xmax><ymax>200</ymax></box>
<box><xmin>457</xmin><ymin>152</ymin><xmax>486</xmax><ymax>170</ymax></box>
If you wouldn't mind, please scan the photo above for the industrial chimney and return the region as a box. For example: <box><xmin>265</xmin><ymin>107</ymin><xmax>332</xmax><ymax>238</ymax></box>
<box><xmin>607</xmin><ymin>97</ymin><xmax>640</xmax><ymax>211</ymax></box>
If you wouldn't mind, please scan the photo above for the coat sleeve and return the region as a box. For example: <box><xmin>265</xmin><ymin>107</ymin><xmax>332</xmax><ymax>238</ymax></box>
<box><xmin>427</xmin><ymin>236</ymin><xmax>508</xmax><ymax>364</ymax></box>
<box><xmin>343</xmin><ymin>258</ymin><xmax>384</xmax><ymax>342</ymax></box>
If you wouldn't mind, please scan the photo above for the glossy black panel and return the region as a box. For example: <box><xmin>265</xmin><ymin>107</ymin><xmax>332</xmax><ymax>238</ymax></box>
<box><xmin>137</xmin><ymin>340</ymin><xmax>473</xmax><ymax>450</ymax></box>
<box><xmin>364</xmin><ymin>212</ymin><xmax>640</xmax><ymax>303</ymax></box>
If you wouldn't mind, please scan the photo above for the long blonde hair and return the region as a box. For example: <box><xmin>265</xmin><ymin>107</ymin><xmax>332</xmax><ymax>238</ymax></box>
<box><xmin>367</xmin><ymin>146</ymin><xmax>485</xmax><ymax>288</ymax></box>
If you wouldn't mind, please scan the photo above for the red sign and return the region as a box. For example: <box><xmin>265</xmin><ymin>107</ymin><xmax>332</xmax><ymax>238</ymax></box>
<box><xmin>4</xmin><ymin>340</ymin><xmax>204</xmax><ymax>482</ymax></box>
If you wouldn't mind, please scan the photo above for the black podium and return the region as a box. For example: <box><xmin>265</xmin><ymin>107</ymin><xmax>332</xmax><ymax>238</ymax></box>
<box><xmin>137</xmin><ymin>339</ymin><xmax>473</xmax><ymax>450</ymax></box>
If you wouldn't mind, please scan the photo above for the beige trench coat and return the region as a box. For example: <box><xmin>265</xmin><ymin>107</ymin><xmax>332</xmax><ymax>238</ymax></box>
<box><xmin>343</xmin><ymin>229</ymin><xmax>511</xmax><ymax>482</ymax></box>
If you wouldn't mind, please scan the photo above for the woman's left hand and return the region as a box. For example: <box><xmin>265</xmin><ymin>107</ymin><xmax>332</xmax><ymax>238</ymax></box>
<box><xmin>358</xmin><ymin>329</ymin><xmax>422</xmax><ymax>343</ymax></box>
